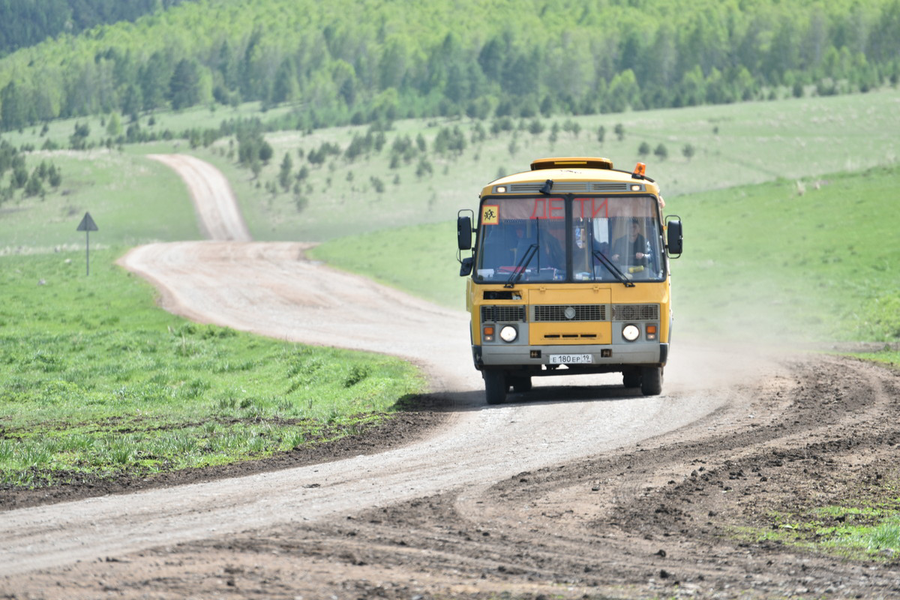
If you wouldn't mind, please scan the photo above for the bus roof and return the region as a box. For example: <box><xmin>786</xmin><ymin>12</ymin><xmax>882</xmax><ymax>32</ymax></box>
<box><xmin>483</xmin><ymin>157</ymin><xmax>660</xmax><ymax>197</ymax></box>
<box><xmin>530</xmin><ymin>157</ymin><xmax>614</xmax><ymax>170</ymax></box>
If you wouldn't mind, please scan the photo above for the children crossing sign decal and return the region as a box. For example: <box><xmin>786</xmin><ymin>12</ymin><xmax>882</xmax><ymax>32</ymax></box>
<box><xmin>482</xmin><ymin>205</ymin><xmax>499</xmax><ymax>225</ymax></box>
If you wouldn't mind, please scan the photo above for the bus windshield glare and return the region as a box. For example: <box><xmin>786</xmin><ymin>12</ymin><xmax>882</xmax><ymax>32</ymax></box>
<box><xmin>475</xmin><ymin>196</ymin><xmax>665</xmax><ymax>284</ymax></box>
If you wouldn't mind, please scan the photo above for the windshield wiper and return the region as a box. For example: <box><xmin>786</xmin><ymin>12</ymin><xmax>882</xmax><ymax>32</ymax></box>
<box><xmin>592</xmin><ymin>250</ymin><xmax>635</xmax><ymax>287</ymax></box>
<box><xmin>504</xmin><ymin>244</ymin><xmax>538</xmax><ymax>288</ymax></box>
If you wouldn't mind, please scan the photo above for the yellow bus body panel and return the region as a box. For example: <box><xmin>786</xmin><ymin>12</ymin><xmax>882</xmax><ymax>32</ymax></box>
<box><xmin>468</xmin><ymin>281</ymin><xmax>671</xmax><ymax>346</ymax></box>
<box><xmin>529</xmin><ymin>321</ymin><xmax>613</xmax><ymax>345</ymax></box>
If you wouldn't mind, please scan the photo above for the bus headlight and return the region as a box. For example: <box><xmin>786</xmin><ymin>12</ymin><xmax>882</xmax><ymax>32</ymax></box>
<box><xmin>499</xmin><ymin>325</ymin><xmax>518</xmax><ymax>343</ymax></box>
<box><xmin>622</xmin><ymin>324</ymin><xmax>640</xmax><ymax>342</ymax></box>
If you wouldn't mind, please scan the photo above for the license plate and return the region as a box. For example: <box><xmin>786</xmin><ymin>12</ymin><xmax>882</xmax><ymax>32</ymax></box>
<box><xmin>549</xmin><ymin>354</ymin><xmax>593</xmax><ymax>364</ymax></box>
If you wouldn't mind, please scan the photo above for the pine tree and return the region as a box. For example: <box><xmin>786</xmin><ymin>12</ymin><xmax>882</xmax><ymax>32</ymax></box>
<box><xmin>654</xmin><ymin>143</ymin><xmax>668</xmax><ymax>161</ymax></box>
<box><xmin>258</xmin><ymin>140</ymin><xmax>274</xmax><ymax>164</ymax></box>
<box><xmin>48</xmin><ymin>164</ymin><xmax>62</xmax><ymax>188</ymax></box>
<box><xmin>169</xmin><ymin>59</ymin><xmax>201</xmax><ymax>110</ymax></box>
<box><xmin>139</xmin><ymin>52</ymin><xmax>172</xmax><ymax>110</ymax></box>
<box><xmin>682</xmin><ymin>144</ymin><xmax>696</xmax><ymax>161</ymax></box>
<box><xmin>24</xmin><ymin>170</ymin><xmax>43</xmax><ymax>197</ymax></box>
<box><xmin>106</xmin><ymin>112</ymin><xmax>122</xmax><ymax>137</ymax></box>
<box><xmin>278</xmin><ymin>152</ymin><xmax>293</xmax><ymax>190</ymax></box>
<box><xmin>0</xmin><ymin>81</ymin><xmax>27</xmax><ymax>131</ymax></box>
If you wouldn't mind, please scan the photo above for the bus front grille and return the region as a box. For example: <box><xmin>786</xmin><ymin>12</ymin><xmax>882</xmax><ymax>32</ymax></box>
<box><xmin>481</xmin><ymin>305</ymin><xmax>526</xmax><ymax>323</ymax></box>
<box><xmin>533</xmin><ymin>305</ymin><xmax>607</xmax><ymax>322</ymax></box>
<box><xmin>612</xmin><ymin>304</ymin><xmax>660</xmax><ymax>321</ymax></box>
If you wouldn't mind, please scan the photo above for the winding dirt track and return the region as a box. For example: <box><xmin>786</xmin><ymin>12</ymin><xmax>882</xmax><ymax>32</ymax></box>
<box><xmin>2</xmin><ymin>156</ymin><xmax>899</xmax><ymax>599</ymax></box>
<box><xmin>147</xmin><ymin>154</ymin><xmax>252</xmax><ymax>242</ymax></box>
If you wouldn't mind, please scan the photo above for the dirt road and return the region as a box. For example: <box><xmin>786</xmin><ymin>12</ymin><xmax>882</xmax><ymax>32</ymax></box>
<box><xmin>147</xmin><ymin>154</ymin><xmax>252</xmax><ymax>242</ymax></box>
<box><xmin>2</xmin><ymin>156</ymin><xmax>899</xmax><ymax>599</ymax></box>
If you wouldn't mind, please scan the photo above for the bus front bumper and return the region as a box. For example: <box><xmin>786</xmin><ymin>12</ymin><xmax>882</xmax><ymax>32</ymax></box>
<box><xmin>473</xmin><ymin>343</ymin><xmax>667</xmax><ymax>371</ymax></box>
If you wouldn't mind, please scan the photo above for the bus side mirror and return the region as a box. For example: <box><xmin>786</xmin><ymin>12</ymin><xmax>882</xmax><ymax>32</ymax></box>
<box><xmin>666</xmin><ymin>217</ymin><xmax>683</xmax><ymax>257</ymax></box>
<box><xmin>457</xmin><ymin>215</ymin><xmax>473</xmax><ymax>251</ymax></box>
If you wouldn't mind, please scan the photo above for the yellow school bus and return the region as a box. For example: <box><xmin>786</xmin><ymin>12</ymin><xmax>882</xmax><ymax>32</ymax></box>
<box><xmin>457</xmin><ymin>157</ymin><xmax>683</xmax><ymax>404</ymax></box>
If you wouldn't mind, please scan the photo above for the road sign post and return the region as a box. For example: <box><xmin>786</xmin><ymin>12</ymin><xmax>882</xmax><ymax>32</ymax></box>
<box><xmin>76</xmin><ymin>212</ymin><xmax>98</xmax><ymax>275</ymax></box>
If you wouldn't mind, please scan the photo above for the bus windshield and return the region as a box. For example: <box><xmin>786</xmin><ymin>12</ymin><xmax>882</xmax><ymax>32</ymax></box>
<box><xmin>474</xmin><ymin>196</ymin><xmax>665</xmax><ymax>284</ymax></box>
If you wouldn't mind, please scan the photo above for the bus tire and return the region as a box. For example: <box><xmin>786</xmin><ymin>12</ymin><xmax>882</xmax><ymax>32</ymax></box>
<box><xmin>622</xmin><ymin>368</ymin><xmax>641</xmax><ymax>388</ymax></box>
<box><xmin>641</xmin><ymin>366</ymin><xmax>664</xmax><ymax>396</ymax></box>
<box><xmin>511</xmin><ymin>376</ymin><xmax>532</xmax><ymax>393</ymax></box>
<box><xmin>484</xmin><ymin>370</ymin><xmax>508</xmax><ymax>405</ymax></box>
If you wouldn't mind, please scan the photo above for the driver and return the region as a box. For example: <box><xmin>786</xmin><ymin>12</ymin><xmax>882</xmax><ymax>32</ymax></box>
<box><xmin>611</xmin><ymin>218</ymin><xmax>649</xmax><ymax>266</ymax></box>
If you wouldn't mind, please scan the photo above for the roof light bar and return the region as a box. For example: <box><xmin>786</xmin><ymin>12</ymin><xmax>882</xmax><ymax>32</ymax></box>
<box><xmin>530</xmin><ymin>157</ymin><xmax>614</xmax><ymax>171</ymax></box>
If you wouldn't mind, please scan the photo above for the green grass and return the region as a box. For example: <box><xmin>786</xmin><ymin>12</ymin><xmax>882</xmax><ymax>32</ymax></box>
<box><xmin>313</xmin><ymin>164</ymin><xmax>900</xmax><ymax>346</ymax></box>
<box><xmin>0</xmin><ymin>151</ymin><xmax>201</xmax><ymax>252</ymax></box>
<box><xmin>309</xmin><ymin>220</ymin><xmax>466</xmax><ymax>310</ymax></box>
<box><xmin>854</xmin><ymin>350</ymin><xmax>900</xmax><ymax>369</ymax></box>
<box><xmin>0</xmin><ymin>250</ymin><xmax>424</xmax><ymax>487</ymax></box>
<box><xmin>841</xmin><ymin>518</ymin><xmax>900</xmax><ymax>556</ymax></box>
<box><xmin>667</xmin><ymin>165</ymin><xmax>900</xmax><ymax>343</ymax></box>
<box><xmin>735</xmin><ymin>501</ymin><xmax>900</xmax><ymax>561</ymax></box>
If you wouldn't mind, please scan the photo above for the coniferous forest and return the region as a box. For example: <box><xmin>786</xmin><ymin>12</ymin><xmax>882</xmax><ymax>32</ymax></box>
<box><xmin>0</xmin><ymin>0</ymin><xmax>187</xmax><ymax>58</ymax></box>
<box><xmin>0</xmin><ymin>0</ymin><xmax>898</xmax><ymax>133</ymax></box>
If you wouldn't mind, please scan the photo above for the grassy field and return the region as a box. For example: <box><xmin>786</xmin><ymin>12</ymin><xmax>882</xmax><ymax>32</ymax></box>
<box><xmin>0</xmin><ymin>250</ymin><xmax>424</xmax><ymax>487</ymax></box>
<box><xmin>312</xmin><ymin>164</ymin><xmax>900</xmax><ymax>345</ymax></box>
<box><xmin>200</xmin><ymin>87</ymin><xmax>900</xmax><ymax>242</ymax></box>
<box><xmin>668</xmin><ymin>165</ymin><xmax>900</xmax><ymax>344</ymax></box>
<box><xmin>0</xmin><ymin>151</ymin><xmax>201</xmax><ymax>253</ymax></box>
<box><xmin>3</xmin><ymin>88</ymin><xmax>899</xmax><ymax>244</ymax></box>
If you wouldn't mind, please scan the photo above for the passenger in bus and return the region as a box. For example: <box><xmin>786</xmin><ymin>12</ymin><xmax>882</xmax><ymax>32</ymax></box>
<box><xmin>611</xmin><ymin>218</ymin><xmax>649</xmax><ymax>267</ymax></box>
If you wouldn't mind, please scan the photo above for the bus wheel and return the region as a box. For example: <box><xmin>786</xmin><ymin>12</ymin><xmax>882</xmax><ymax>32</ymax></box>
<box><xmin>641</xmin><ymin>366</ymin><xmax>664</xmax><ymax>396</ymax></box>
<box><xmin>622</xmin><ymin>368</ymin><xmax>641</xmax><ymax>388</ymax></box>
<box><xmin>511</xmin><ymin>376</ymin><xmax>532</xmax><ymax>393</ymax></box>
<box><xmin>484</xmin><ymin>370</ymin><xmax>508</xmax><ymax>405</ymax></box>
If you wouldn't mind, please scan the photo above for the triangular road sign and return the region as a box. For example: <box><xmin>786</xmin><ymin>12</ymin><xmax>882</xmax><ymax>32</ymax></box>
<box><xmin>76</xmin><ymin>212</ymin><xmax>98</xmax><ymax>232</ymax></box>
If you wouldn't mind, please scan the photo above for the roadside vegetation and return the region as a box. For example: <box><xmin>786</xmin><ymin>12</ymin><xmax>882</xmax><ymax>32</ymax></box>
<box><xmin>0</xmin><ymin>150</ymin><xmax>200</xmax><ymax>251</ymax></box>
<box><xmin>735</xmin><ymin>499</ymin><xmax>900</xmax><ymax>562</ymax></box>
<box><xmin>0</xmin><ymin>250</ymin><xmax>424</xmax><ymax>487</ymax></box>
<box><xmin>669</xmin><ymin>165</ymin><xmax>900</xmax><ymax>344</ymax></box>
